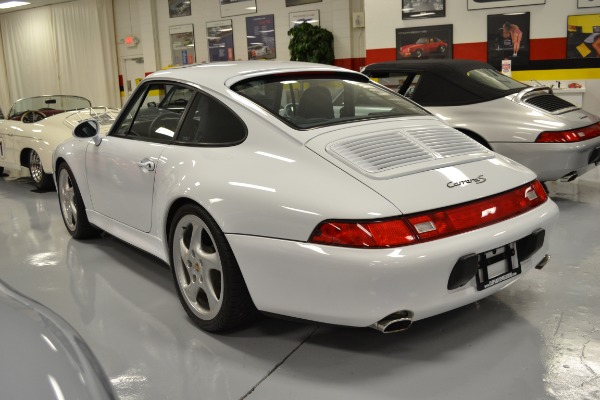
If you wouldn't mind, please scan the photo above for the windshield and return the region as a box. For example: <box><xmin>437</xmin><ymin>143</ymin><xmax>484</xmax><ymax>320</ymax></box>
<box><xmin>8</xmin><ymin>95</ymin><xmax>91</xmax><ymax>119</ymax></box>
<box><xmin>231</xmin><ymin>73</ymin><xmax>429</xmax><ymax>129</ymax></box>
<box><xmin>466</xmin><ymin>68</ymin><xmax>527</xmax><ymax>91</ymax></box>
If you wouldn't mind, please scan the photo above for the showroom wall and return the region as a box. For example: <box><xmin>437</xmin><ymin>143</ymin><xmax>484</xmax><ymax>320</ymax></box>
<box><xmin>364</xmin><ymin>0</ymin><xmax>600</xmax><ymax>115</ymax></box>
<box><xmin>114</xmin><ymin>0</ymin><xmax>366</xmax><ymax>78</ymax></box>
<box><xmin>0</xmin><ymin>0</ymin><xmax>120</xmax><ymax>108</ymax></box>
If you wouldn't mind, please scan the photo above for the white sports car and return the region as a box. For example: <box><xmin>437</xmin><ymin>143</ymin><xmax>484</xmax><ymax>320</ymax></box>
<box><xmin>0</xmin><ymin>95</ymin><xmax>118</xmax><ymax>189</ymax></box>
<box><xmin>53</xmin><ymin>61</ymin><xmax>558</xmax><ymax>333</ymax></box>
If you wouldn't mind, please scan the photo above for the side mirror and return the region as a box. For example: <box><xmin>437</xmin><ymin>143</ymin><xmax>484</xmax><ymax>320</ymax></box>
<box><xmin>147</xmin><ymin>101</ymin><xmax>157</xmax><ymax>108</ymax></box>
<box><xmin>73</xmin><ymin>119</ymin><xmax>102</xmax><ymax>146</ymax></box>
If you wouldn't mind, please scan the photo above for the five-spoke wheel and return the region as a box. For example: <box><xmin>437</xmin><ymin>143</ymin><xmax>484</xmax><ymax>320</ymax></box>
<box><xmin>170</xmin><ymin>204</ymin><xmax>256</xmax><ymax>332</ymax></box>
<box><xmin>57</xmin><ymin>163</ymin><xmax>99</xmax><ymax>238</ymax></box>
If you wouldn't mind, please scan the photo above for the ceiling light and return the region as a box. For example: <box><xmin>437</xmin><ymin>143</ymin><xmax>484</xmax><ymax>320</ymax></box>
<box><xmin>0</xmin><ymin>1</ymin><xmax>30</xmax><ymax>9</ymax></box>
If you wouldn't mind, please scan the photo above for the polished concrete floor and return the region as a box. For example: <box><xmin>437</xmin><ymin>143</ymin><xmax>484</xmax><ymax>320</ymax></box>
<box><xmin>1</xmin><ymin>169</ymin><xmax>599</xmax><ymax>400</ymax></box>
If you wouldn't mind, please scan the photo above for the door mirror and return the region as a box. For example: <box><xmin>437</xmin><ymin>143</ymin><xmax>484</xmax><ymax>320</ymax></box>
<box><xmin>147</xmin><ymin>101</ymin><xmax>157</xmax><ymax>108</ymax></box>
<box><xmin>73</xmin><ymin>119</ymin><xmax>102</xmax><ymax>146</ymax></box>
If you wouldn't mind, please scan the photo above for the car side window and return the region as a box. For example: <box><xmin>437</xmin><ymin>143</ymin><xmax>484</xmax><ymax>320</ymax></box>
<box><xmin>175</xmin><ymin>92</ymin><xmax>246</xmax><ymax>145</ymax></box>
<box><xmin>112</xmin><ymin>83</ymin><xmax>193</xmax><ymax>142</ymax></box>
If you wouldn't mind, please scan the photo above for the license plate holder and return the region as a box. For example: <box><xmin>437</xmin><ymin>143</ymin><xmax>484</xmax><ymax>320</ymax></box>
<box><xmin>476</xmin><ymin>243</ymin><xmax>521</xmax><ymax>291</ymax></box>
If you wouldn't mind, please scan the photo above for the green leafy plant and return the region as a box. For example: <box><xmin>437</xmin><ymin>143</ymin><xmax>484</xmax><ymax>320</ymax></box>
<box><xmin>287</xmin><ymin>22</ymin><xmax>334</xmax><ymax>65</ymax></box>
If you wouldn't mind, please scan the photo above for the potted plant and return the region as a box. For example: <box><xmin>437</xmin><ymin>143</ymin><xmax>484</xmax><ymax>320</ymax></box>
<box><xmin>287</xmin><ymin>22</ymin><xmax>334</xmax><ymax>65</ymax></box>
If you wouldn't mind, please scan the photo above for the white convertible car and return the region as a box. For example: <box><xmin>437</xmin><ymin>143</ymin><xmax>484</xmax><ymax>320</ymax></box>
<box><xmin>0</xmin><ymin>95</ymin><xmax>118</xmax><ymax>189</ymax></box>
<box><xmin>53</xmin><ymin>61</ymin><xmax>558</xmax><ymax>333</ymax></box>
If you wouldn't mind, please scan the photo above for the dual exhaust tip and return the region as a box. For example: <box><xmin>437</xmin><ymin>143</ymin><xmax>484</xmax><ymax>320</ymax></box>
<box><xmin>371</xmin><ymin>310</ymin><xmax>413</xmax><ymax>333</ymax></box>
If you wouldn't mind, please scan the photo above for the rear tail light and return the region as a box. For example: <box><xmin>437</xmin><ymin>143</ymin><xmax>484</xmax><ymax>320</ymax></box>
<box><xmin>535</xmin><ymin>122</ymin><xmax>600</xmax><ymax>143</ymax></box>
<box><xmin>309</xmin><ymin>180</ymin><xmax>548</xmax><ymax>248</ymax></box>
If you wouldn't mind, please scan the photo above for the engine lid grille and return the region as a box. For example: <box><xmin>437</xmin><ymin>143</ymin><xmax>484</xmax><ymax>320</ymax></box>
<box><xmin>523</xmin><ymin>94</ymin><xmax>578</xmax><ymax>113</ymax></box>
<box><xmin>328</xmin><ymin>125</ymin><xmax>490</xmax><ymax>174</ymax></box>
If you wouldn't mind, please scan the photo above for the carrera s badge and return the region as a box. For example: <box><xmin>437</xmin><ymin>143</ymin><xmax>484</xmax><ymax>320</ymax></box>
<box><xmin>447</xmin><ymin>175</ymin><xmax>486</xmax><ymax>188</ymax></box>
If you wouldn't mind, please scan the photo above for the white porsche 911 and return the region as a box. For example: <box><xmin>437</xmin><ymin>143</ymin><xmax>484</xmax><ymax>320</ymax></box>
<box><xmin>0</xmin><ymin>95</ymin><xmax>118</xmax><ymax>189</ymax></box>
<box><xmin>53</xmin><ymin>61</ymin><xmax>558</xmax><ymax>333</ymax></box>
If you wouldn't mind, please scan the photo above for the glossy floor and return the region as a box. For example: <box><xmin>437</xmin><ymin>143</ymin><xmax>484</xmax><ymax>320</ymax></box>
<box><xmin>0</xmin><ymin>171</ymin><xmax>599</xmax><ymax>400</ymax></box>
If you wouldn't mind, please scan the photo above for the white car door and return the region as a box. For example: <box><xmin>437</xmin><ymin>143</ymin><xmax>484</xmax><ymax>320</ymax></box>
<box><xmin>86</xmin><ymin>82</ymin><xmax>194</xmax><ymax>232</ymax></box>
<box><xmin>0</xmin><ymin>121</ymin><xmax>17</xmax><ymax>168</ymax></box>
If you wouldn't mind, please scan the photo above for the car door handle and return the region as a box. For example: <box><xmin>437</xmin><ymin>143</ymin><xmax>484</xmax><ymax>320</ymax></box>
<box><xmin>136</xmin><ymin>159</ymin><xmax>155</xmax><ymax>171</ymax></box>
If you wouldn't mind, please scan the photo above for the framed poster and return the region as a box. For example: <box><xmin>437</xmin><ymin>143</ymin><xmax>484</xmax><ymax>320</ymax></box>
<box><xmin>170</xmin><ymin>24</ymin><xmax>196</xmax><ymax>66</ymax></box>
<box><xmin>286</xmin><ymin>0</ymin><xmax>322</xmax><ymax>6</ymax></box>
<box><xmin>468</xmin><ymin>0</ymin><xmax>544</xmax><ymax>10</ymax></box>
<box><xmin>220</xmin><ymin>0</ymin><xmax>256</xmax><ymax>17</ymax></box>
<box><xmin>487</xmin><ymin>12</ymin><xmax>530</xmax><ymax>67</ymax></box>
<box><xmin>402</xmin><ymin>0</ymin><xmax>445</xmax><ymax>20</ymax></box>
<box><xmin>207</xmin><ymin>20</ymin><xmax>234</xmax><ymax>62</ymax></box>
<box><xmin>246</xmin><ymin>15</ymin><xmax>276</xmax><ymax>60</ymax></box>
<box><xmin>578</xmin><ymin>0</ymin><xmax>600</xmax><ymax>7</ymax></box>
<box><xmin>396</xmin><ymin>24</ymin><xmax>453</xmax><ymax>59</ymax></box>
<box><xmin>289</xmin><ymin>10</ymin><xmax>319</xmax><ymax>28</ymax></box>
<box><xmin>567</xmin><ymin>14</ymin><xmax>600</xmax><ymax>58</ymax></box>
<box><xmin>169</xmin><ymin>0</ymin><xmax>191</xmax><ymax>18</ymax></box>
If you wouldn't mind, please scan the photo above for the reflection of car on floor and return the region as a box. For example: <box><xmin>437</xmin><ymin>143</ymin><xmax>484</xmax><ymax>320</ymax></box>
<box><xmin>0</xmin><ymin>96</ymin><xmax>118</xmax><ymax>189</ymax></box>
<box><xmin>399</xmin><ymin>37</ymin><xmax>447</xmax><ymax>58</ymax></box>
<box><xmin>54</xmin><ymin>61</ymin><xmax>557</xmax><ymax>334</ymax></box>
<box><xmin>248</xmin><ymin>44</ymin><xmax>270</xmax><ymax>59</ymax></box>
<box><xmin>0</xmin><ymin>279</ymin><xmax>118</xmax><ymax>400</ymax></box>
<box><xmin>362</xmin><ymin>59</ymin><xmax>600</xmax><ymax>181</ymax></box>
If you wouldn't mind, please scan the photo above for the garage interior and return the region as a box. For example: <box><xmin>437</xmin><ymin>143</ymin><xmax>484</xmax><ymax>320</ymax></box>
<box><xmin>1</xmin><ymin>1</ymin><xmax>600</xmax><ymax>399</ymax></box>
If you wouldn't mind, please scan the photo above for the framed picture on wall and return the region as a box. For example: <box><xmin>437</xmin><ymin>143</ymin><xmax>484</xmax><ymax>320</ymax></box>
<box><xmin>246</xmin><ymin>15</ymin><xmax>276</xmax><ymax>60</ymax></box>
<box><xmin>402</xmin><ymin>0</ymin><xmax>445</xmax><ymax>20</ymax></box>
<box><xmin>487</xmin><ymin>12</ymin><xmax>530</xmax><ymax>68</ymax></box>
<box><xmin>220</xmin><ymin>0</ymin><xmax>256</xmax><ymax>17</ymax></box>
<box><xmin>289</xmin><ymin>10</ymin><xmax>320</xmax><ymax>28</ymax></box>
<box><xmin>207</xmin><ymin>20</ymin><xmax>234</xmax><ymax>62</ymax></box>
<box><xmin>286</xmin><ymin>0</ymin><xmax>322</xmax><ymax>6</ymax></box>
<box><xmin>567</xmin><ymin>14</ymin><xmax>600</xmax><ymax>58</ymax></box>
<box><xmin>170</xmin><ymin>24</ymin><xmax>196</xmax><ymax>66</ymax></box>
<box><xmin>396</xmin><ymin>24</ymin><xmax>453</xmax><ymax>60</ymax></box>
<box><xmin>168</xmin><ymin>0</ymin><xmax>191</xmax><ymax>18</ymax></box>
<box><xmin>468</xmin><ymin>0</ymin><xmax>544</xmax><ymax>10</ymax></box>
<box><xmin>578</xmin><ymin>0</ymin><xmax>600</xmax><ymax>8</ymax></box>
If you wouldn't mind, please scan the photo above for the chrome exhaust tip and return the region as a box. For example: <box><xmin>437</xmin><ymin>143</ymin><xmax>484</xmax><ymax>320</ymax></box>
<box><xmin>535</xmin><ymin>254</ymin><xmax>550</xmax><ymax>270</ymax></box>
<box><xmin>560</xmin><ymin>171</ymin><xmax>578</xmax><ymax>182</ymax></box>
<box><xmin>371</xmin><ymin>310</ymin><xmax>414</xmax><ymax>333</ymax></box>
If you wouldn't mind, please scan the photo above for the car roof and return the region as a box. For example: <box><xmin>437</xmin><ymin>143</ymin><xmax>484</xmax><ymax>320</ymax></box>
<box><xmin>363</xmin><ymin>59</ymin><xmax>522</xmax><ymax>106</ymax></box>
<box><xmin>144</xmin><ymin>61</ymin><xmax>364</xmax><ymax>93</ymax></box>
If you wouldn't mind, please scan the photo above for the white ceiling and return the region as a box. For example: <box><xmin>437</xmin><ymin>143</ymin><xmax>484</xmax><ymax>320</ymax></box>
<box><xmin>0</xmin><ymin>0</ymin><xmax>75</xmax><ymax>14</ymax></box>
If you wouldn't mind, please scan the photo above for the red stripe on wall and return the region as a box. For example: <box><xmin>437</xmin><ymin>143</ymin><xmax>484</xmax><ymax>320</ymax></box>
<box><xmin>366</xmin><ymin>38</ymin><xmax>570</xmax><ymax>65</ymax></box>
<box><xmin>334</xmin><ymin>57</ymin><xmax>367</xmax><ymax>71</ymax></box>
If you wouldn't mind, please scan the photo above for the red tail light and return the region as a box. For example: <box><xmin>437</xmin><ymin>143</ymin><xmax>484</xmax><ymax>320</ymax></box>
<box><xmin>535</xmin><ymin>122</ymin><xmax>600</xmax><ymax>143</ymax></box>
<box><xmin>309</xmin><ymin>180</ymin><xmax>548</xmax><ymax>248</ymax></box>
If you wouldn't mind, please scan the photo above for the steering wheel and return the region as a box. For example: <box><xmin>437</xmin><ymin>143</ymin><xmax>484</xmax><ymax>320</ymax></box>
<box><xmin>21</xmin><ymin>110</ymin><xmax>47</xmax><ymax>123</ymax></box>
<box><xmin>283</xmin><ymin>103</ymin><xmax>296</xmax><ymax>118</ymax></box>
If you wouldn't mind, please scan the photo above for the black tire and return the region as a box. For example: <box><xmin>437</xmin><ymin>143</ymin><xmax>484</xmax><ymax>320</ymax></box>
<box><xmin>29</xmin><ymin>150</ymin><xmax>54</xmax><ymax>190</ymax></box>
<box><xmin>439</xmin><ymin>45</ymin><xmax>447</xmax><ymax>54</ymax></box>
<box><xmin>169</xmin><ymin>204</ymin><xmax>257</xmax><ymax>332</ymax></box>
<box><xmin>0</xmin><ymin>166</ymin><xmax>4</xmax><ymax>175</ymax></box>
<box><xmin>57</xmin><ymin>162</ymin><xmax>100</xmax><ymax>239</ymax></box>
<box><xmin>415</xmin><ymin>49</ymin><xmax>423</xmax><ymax>58</ymax></box>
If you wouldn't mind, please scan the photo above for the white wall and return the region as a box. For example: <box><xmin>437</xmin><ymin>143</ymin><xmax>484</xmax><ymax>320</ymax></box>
<box><xmin>114</xmin><ymin>0</ymin><xmax>366</xmax><ymax>73</ymax></box>
<box><xmin>364</xmin><ymin>0</ymin><xmax>596</xmax><ymax>50</ymax></box>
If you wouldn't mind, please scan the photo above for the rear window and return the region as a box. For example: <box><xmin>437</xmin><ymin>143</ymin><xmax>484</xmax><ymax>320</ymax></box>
<box><xmin>466</xmin><ymin>68</ymin><xmax>527</xmax><ymax>91</ymax></box>
<box><xmin>231</xmin><ymin>73</ymin><xmax>428</xmax><ymax>129</ymax></box>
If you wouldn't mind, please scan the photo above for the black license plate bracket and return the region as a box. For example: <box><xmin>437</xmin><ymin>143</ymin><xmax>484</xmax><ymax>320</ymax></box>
<box><xmin>475</xmin><ymin>243</ymin><xmax>521</xmax><ymax>291</ymax></box>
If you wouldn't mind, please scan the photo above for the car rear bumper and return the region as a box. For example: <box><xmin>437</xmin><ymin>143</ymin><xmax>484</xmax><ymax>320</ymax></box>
<box><xmin>226</xmin><ymin>200</ymin><xmax>559</xmax><ymax>328</ymax></box>
<box><xmin>492</xmin><ymin>137</ymin><xmax>600</xmax><ymax>181</ymax></box>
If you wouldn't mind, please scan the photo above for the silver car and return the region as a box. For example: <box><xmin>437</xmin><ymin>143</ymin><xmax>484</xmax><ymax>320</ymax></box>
<box><xmin>0</xmin><ymin>279</ymin><xmax>118</xmax><ymax>400</ymax></box>
<box><xmin>362</xmin><ymin>59</ymin><xmax>600</xmax><ymax>182</ymax></box>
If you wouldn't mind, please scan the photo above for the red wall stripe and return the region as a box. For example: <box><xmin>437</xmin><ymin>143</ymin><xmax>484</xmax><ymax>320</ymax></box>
<box><xmin>366</xmin><ymin>37</ymin><xmax>571</xmax><ymax>65</ymax></box>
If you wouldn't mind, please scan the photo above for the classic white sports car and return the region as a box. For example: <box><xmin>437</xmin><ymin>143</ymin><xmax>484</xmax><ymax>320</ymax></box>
<box><xmin>53</xmin><ymin>61</ymin><xmax>558</xmax><ymax>333</ymax></box>
<box><xmin>0</xmin><ymin>95</ymin><xmax>118</xmax><ymax>189</ymax></box>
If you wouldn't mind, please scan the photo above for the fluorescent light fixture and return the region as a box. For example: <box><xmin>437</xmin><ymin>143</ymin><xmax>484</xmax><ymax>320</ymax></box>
<box><xmin>0</xmin><ymin>1</ymin><xmax>30</xmax><ymax>9</ymax></box>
